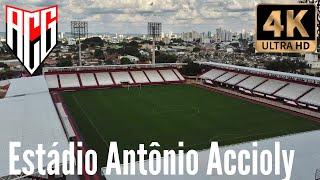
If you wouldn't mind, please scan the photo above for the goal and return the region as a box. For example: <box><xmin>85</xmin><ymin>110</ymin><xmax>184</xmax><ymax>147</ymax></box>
<box><xmin>120</xmin><ymin>81</ymin><xmax>142</xmax><ymax>90</ymax></box>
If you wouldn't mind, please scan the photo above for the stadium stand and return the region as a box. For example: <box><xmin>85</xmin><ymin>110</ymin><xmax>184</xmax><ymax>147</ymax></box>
<box><xmin>215</xmin><ymin>72</ymin><xmax>238</xmax><ymax>83</ymax></box>
<box><xmin>80</xmin><ymin>73</ymin><xmax>97</xmax><ymax>87</ymax></box>
<box><xmin>59</xmin><ymin>74</ymin><xmax>80</xmax><ymax>88</ymax></box>
<box><xmin>45</xmin><ymin>75</ymin><xmax>60</xmax><ymax>89</ymax></box>
<box><xmin>173</xmin><ymin>69</ymin><xmax>185</xmax><ymax>81</ymax></box>
<box><xmin>159</xmin><ymin>69</ymin><xmax>180</xmax><ymax>82</ymax></box>
<box><xmin>254</xmin><ymin>80</ymin><xmax>288</xmax><ymax>95</ymax></box>
<box><xmin>274</xmin><ymin>83</ymin><xmax>314</xmax><ymax>100</ymax></box>
<box><xmin>95</xmin><ymin>72</ymin><xmax>114</xmax><ymax>86</ymax></box>
<box><xmin>144</xmin><ymin>70</ymin><xmax>164</xmax><ymax>83</ymax></box>
<box><xmin>111</xmin><ymin>71</ymin><xmax>134</xmax><ymax>85</ymax></box>
<box><xmin>56</xmin><ymin>103</ymin><xmax>76</xmax><ymax>139</ymax></box>
<box><xmin>196</xmin><ymin>61</ymin><xmax>320</xmax><ymax>85</ymax></box>
<box><xmin>225</xmin><ymin>74</ymin><xmax>249</xmax><ymax>86</ymax></box>
<box><xmin>237</xmin><ymin>76</ymin><xmax>267</xmax><ymax>90</ymax></box>
<box><xmin>200</xmin><ymin>69</ymin><xmax>226</xmax><ymax>80</ymax></box>
<box><xmin>0</xmin><ymin>82</ymin><xmax>69</xmax><ymax>178</ymax></box>
<box><xmin>130</xmin><ymin>71</ymin><xmax>150</xmax><ymax>84</ymax></box>
<box><xmin>298</xmin><ymin>88</ymin><xmax>320</xmax><ymax>107</ymax></box>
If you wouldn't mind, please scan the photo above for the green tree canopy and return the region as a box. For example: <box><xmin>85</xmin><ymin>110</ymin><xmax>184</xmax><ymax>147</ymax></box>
<box><xmin>193</xmin><ymin>47</ymin><xmax>201</xmax><ymax>52</ymax></box>
<box><xmin>156</xmin><ymin>52</ymin><xmax>177</xmax><ymax>63</ymax></box>
<box><xmin>181</xmin><ymin>61</ymin><xmax>201</xmax><ymax>76</ymax></box>
<box><xmin>265</xmin><ymin>59</ymin><xmax>308</xmax><ymax>73</ymax></box>
<box><xmin>94</xmin><ymin>49</ymin><xmax>104</xmax><ymax>59</ymax></box>
<box><xmin>83</xmin><ymin>37</ymin><xmax>104</xmax><ymax>47</ymax></box>
<box><xmin>121</xmin><ymin>57</ymin><xmax>133</xmax><ymax>65</ymax></box>
<box><xmin>57</xmin><ymin>59</ymin><xmax>73</xmax><ymax>67</ymax></box>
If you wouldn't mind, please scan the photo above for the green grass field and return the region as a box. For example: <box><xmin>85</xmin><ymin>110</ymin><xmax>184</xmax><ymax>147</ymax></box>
<box><xmin>62</xmin><ymin>84</ymin><xmax>320</xmax><ymax>168</ymax></box>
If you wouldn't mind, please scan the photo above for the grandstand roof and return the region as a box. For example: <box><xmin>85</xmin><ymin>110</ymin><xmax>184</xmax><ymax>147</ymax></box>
<box><xmin>6</xmin><ymin>76</ymin><xmax>49</xmax><ymax>97</ymax></box>
<box><xmin>195</xmin><ymin>61</ymin><xmax>320</xmax><ymax>84</ymax></box>
<box><xmin>104</xmin><ymin>130</ymin><xmax>320</xmax><ymax>180</ymax></box>
<box><xmin>0</xmin><ymin>76</ymin><xmax>69</xmax><ymax>178</ymax></box>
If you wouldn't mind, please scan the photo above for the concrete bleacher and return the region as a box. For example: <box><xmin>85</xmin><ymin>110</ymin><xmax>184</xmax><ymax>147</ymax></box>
<box><xmin>215</xmin><ymin>72</ymin><xmax>237</xmax><ymax>83</ymax></box>
<box><xmin>59</xmin><ymin>74</ymin><xmax>80</xmax><ymax>88</ymax></box>
<box><xmin>144</xmin><ymin>70</ymin><xmax>164</xmax><ymax>83</ymax></box>
<box><xmin>254</xmin><ymin>79</ymin><xmax>288</xmax><ymax>95</ymax></box>
<box><xmin>80</xmin><ymin>73</ymin><xmax>97</xmax><ymax>87</ymax></box>
<box><xmin>45</xmin><ymin>75</ymin><xmax>60</xmax><ymax>89</ymax></box>
<box><xmin>111</xmin><ymin>71</ymin><xmax>134</xmax><ymax>85</ymax></box>
<box><xmin>130</xmin><ymin>71</ymin><xmax>150</xmax><ymax>84</ymax></box>
<box><xmin>173</xmin><ymin>69</ymin><xmax>185</xmax><ymax>81</ymax></box>
<box><xmin>274</xmin><ymin>83</ymin><xmax>313</xmax><ymax>100</ymax></box>
<box><xmin>225</xmin><ymin>74</ymin><xmax>249</xmax><ymax>86</ymax></box>
<box><xmin>95</xmin><ymin>72</ymin><xmax>114</xmax><ymax>86</ymax></box>
<box><xmin>159</xmin><ymin>69</ymin><xmax>180</xmax><ymax>82</ymax></box>
<box><xmin>298</xmin><ymin>88</ymin><xmax>320</xmax><ymax>107</ymax></box>
<box><xmin>237</xmin><ymin>76</ymin><xmax>267</xmax><ymax>90</ymax></box>
<box><xmin>200</xmin><ymin>69</ymin><xmax>225</xmax><ymax>80</ymax></box>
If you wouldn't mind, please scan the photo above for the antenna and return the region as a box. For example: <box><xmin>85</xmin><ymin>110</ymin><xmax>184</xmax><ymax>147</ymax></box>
<box><xmin>71</xmin><ymin>21</ymin><xmax>88</xmax><ymax>66</ymax></box>
<box><xmin>148</xmin><ymin>22</ymin><xmax>162</xmax><ymax>64</ymax></box>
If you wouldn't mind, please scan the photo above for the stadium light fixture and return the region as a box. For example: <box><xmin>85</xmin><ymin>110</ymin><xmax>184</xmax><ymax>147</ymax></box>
<box><xmin>148</xmin><ymin>22</ymin><xmax>162</xmax><ymax>64</ymax></box>
<box><xmin>71</xmin><ymin>21</ymin><xmax>88</xmax><ymax>66</ymax></box>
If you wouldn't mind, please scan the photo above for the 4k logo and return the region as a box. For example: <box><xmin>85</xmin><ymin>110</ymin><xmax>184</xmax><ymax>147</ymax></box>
<box><xmin>256</xmin><ymin>4</ymin><xmax>317</xmax><ymax>53</ymax></box>
<box><xmin>5</xmin><ymin>5</ymin><xmax>58</xmax><ymax>75</ymax></box>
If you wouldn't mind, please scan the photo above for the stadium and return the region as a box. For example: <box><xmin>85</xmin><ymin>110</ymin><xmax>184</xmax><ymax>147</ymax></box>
<box><xmin>1</xmin><ymin>62</ymin><xmax>320</xmax><ymax>180</ymax></box>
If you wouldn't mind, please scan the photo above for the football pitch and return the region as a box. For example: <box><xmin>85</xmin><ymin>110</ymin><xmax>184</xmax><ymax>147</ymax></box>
<box><xmin>62</xmin><ymin>84</ymin><xmax>320</xmax><ymax>168</ymax></box>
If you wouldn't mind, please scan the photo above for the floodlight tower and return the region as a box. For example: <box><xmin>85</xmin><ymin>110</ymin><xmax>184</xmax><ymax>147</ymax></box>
<box><xmin>71</xmin><ymin>21</ymin><xmax>88</xmax><ymax>66</ymax></box>
<box><xmin>148</xmin><ymin>22</ymin><xmax>162</xmax><ymax>64</ymax></box>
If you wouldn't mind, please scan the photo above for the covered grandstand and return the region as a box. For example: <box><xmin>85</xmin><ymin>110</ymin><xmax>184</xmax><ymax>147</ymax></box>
<box><xmin>197</xmin><ymin>61</ymin><xmax>320</xmax><ymax>111</ymax></box>
<box><xmin>0</xmin><ymin>76</ymin><xmax>70</xmax><ymax>179</ymax></box>
<box><xmin>43</xmin><ymin>63</ymin><xmax>186</xmax><ymax>90</ymax></box>
<box><xmin>103</xmin><ymin>130</ymin><xmax>320</xmax><ymax>180</ymax></box>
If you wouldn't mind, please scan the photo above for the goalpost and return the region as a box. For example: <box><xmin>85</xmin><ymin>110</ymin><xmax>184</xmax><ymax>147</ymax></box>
<box><xmin>120</xmin><ymin>81</ymin><xmax>142</xmax><ymax>91</ymax></box>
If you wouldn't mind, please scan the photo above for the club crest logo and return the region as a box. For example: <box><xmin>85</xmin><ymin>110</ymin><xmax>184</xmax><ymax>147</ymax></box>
<box><xmin>5</xmin><ymin>5</ymin><xmax>58</xmax><ymax>75</ymax></box>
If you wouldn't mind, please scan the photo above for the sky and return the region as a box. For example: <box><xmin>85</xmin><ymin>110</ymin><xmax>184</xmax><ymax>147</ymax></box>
<box><xmin>0</xmin><ymin>0</ymin><xmax>297</xmax><ymax>34</ymax></box>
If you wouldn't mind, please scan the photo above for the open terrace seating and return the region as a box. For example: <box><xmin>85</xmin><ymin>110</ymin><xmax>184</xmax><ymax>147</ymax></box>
<box><xmin>59</xmin><ymin>74</ymin><xmax>80</xmax><ymax>88</ymax></box>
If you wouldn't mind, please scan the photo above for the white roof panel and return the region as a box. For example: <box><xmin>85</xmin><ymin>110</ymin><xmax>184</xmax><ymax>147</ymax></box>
<box><xmin>6</xmin><ymin>76</ymin><xmax>49</xmax><ymax>97</ymax></box>
<box><xmin>0</xmin><ymin>76</ymin><xmax>69</xmax><ymax>178</ymax></box>
<box><xmin>104</xmin><ymin>130</ymin><xmax>320</xmax><ymax>180</ymax></box>
<box><xmin>196</xmin><ymin>61</ymin><xmax>320</xmax><ymax>83</ymax></box>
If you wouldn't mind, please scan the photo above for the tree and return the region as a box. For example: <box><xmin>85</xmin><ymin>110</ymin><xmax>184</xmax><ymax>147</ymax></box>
<box><xmin>128</xmin><ymin>41</ymin><xmax>139</xmax><ymax>48</ymax></box>
<box><xmin>181</xmin><ymin>61</ymin><xmax>201</xmax><ymax>76</ymax></box>
<box><xmin>131</xmin><ymin>37</ymin><xmax>142</xmax><ymax>41</ymax></box>
<box><xmin>82</xmin><ymin>37</ymin><xmax>104</xmax><ymax>47</ymax></box>
<box><xmin>193</xmin><ymin>47</ymin><xmax>201</xmax><ymax>52</ymax></box>
<box><xmin>157</xmin><ymin>41</ymin><xmax>165</xmax><ymax>46</ymax></box>
<box><xmin>104</xmin><ymin>60</ymin><xmax>114</xmax><ymax>65</ymax></box>
<box><xmin>94</xmin><ymin>49</ymin><xmax>104</xmax><ymax>59</ymax></box>
<box><xmin>120</xmin><ymin>57</ymin><xmax>133</xmax><ymax>65</ymax></box>
<box><xmin>171</xmin><ymin>38</ymin><xmax>184</xmax><ymax>44</ymax></box>
<box><xmin>124</xmin><ymin>46</ymin><xmax>141</xmax><ymax>57</ymax></box>
<box><xmin>57</xmin><ymin>59</ymin><xmax>72</xmax><ymax>67</ymax></box>
<box><xmin>264</xmin><ymin>59</ymin><xmax>308</xmax><ymax>73</ymax></box>
<box><xmin>156</xmin><ymin>52</ymin><xmax>177</xmax><ymax>63</ymax></box>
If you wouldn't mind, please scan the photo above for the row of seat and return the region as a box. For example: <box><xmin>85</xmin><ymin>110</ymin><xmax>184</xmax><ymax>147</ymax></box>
<box><xmin>200</xmin><ymin>69</ymin><xmax>320</xmax><ymax>107</ymax></box>
<box><xmin>45</xmin><ymin>69</ymin><xmax>185</xmax><ymax>89</ymax></box>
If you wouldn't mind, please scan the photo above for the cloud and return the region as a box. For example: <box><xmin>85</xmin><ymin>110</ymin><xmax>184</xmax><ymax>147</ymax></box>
<box><xmin>0</xmin><ymin>0</ymin><xmax>297</xmax><ymax>33</ymax></box>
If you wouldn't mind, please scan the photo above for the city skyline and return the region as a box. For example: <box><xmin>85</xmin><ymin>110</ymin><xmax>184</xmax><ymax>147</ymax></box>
<box><xmin>0</xmin><ymin>0</ymin><xmax>296</xmax><ymax>34</ymax></box>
